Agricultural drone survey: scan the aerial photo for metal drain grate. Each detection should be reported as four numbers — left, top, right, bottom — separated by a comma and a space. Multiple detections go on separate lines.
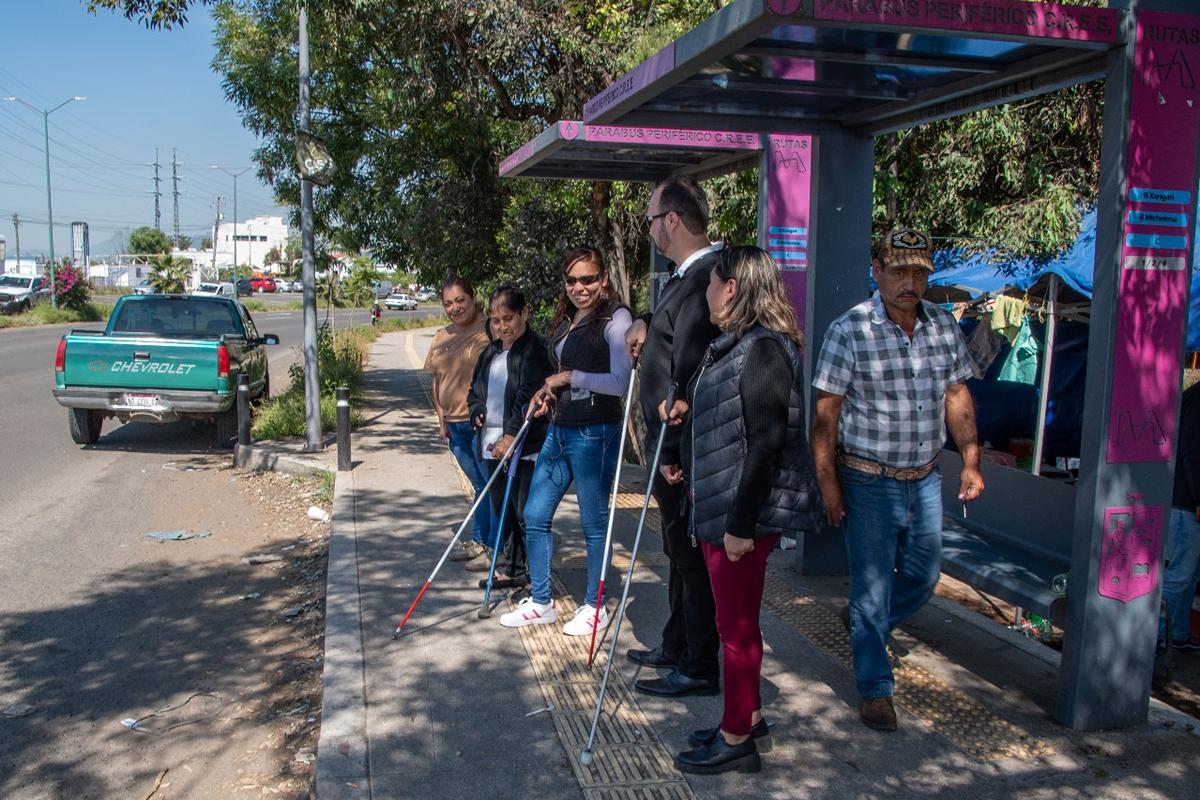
511, 579, 695, 798
762, 574, 1054, 761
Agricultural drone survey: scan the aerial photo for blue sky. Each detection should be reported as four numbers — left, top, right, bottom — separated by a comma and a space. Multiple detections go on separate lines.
0, 1, 285, 257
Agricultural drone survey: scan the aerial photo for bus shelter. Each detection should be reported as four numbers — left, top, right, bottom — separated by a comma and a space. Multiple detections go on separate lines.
505, 0, 1200, 730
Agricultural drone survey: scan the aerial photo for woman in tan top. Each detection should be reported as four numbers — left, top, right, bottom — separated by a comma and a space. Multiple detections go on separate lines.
423, 276, 495, 564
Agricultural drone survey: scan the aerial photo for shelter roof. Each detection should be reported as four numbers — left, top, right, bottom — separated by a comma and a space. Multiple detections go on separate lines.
499, 120, 764, 182
583, 0, 1122, 136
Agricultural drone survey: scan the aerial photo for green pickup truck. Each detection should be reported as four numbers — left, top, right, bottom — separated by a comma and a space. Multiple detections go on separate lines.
53, 294, 278, 446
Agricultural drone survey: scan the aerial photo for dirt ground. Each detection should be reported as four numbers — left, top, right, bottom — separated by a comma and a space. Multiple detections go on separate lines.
214, 467, 331, 800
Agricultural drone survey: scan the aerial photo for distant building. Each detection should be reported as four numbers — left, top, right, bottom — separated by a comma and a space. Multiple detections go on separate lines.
212, 215, 289, 270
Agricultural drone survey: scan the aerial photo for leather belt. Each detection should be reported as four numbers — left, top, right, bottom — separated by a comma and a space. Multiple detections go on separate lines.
837, 450, 937, 481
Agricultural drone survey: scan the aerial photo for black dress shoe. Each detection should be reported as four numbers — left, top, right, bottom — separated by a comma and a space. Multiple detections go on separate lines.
674, 736, 761, 775
626, 646, 680, 669
635, 670, 719, 698
688, 718, 771, 752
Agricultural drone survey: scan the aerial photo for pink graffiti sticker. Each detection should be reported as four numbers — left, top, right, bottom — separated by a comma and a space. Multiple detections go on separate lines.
1097, 504, 1162, 604
559, 121, 580, 140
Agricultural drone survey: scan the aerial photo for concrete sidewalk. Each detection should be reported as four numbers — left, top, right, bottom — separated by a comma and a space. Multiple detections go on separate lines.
316, 328, 1200, 800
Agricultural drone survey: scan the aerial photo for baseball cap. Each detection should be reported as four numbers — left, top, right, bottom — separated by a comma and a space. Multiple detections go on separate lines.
878, 228, 935, 271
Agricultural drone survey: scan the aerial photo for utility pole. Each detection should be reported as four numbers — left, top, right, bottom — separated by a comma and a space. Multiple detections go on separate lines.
211, 195, 222, 279
151, 148, 161, 231
299, 4, 321, 452
171, 149, 181, 245
11, 213, 20, 271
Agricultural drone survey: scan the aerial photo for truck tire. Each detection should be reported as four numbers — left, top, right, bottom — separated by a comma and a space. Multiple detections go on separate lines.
214, 407, 238, 448
68, 408, 102, 445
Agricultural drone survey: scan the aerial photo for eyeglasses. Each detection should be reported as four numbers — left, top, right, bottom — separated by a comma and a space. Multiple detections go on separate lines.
645, 210, 673, 225
564, 273, 602, 287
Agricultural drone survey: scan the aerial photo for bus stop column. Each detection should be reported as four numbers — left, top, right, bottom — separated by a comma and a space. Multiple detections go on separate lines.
1058, 3, 1200, 730
759, 124, 873, 575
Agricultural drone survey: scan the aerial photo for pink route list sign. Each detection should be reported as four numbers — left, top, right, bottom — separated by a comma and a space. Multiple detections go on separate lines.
1107, 12, 1200, 464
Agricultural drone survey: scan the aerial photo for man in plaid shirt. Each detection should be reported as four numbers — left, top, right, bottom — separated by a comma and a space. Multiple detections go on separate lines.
812, 228, 984, 732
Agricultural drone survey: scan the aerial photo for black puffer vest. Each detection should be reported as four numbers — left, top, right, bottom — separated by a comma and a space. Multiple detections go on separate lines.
548, 302, 629, 427
689, 327, 821, 543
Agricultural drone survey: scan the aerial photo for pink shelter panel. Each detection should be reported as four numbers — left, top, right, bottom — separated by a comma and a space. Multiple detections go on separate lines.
1107, 12, 1200, 463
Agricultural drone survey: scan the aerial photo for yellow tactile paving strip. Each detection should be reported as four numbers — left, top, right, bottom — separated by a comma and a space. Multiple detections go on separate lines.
761, 574, 1055, 761
509, 579, 696, 799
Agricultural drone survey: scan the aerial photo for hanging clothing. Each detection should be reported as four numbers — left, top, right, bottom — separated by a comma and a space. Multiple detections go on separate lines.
989, 295, 1027, 345
998, 318, 1041, 385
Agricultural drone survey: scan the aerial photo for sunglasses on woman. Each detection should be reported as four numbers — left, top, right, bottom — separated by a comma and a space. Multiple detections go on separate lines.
564, 273, 602, 287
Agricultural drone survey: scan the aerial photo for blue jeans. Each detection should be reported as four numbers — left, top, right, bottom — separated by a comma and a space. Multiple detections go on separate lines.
1160, 507, 1200, 644
842, 466, 943, 700
446, 420, 497, 547
523, 422, 621, 606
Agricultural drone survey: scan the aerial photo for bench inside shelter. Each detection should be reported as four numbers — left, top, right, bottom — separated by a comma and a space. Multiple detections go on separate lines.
936, 451, 1071, 627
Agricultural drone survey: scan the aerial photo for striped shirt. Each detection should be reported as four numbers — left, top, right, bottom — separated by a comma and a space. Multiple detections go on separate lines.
813, 292, 974, 468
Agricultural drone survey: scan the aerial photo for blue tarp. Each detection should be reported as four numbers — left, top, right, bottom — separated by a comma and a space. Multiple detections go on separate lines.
929, 208, 1096, 299
929, 207, 1200, 350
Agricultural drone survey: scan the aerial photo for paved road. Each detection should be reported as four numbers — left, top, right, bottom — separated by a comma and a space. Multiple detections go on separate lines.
0, 305, 437, 797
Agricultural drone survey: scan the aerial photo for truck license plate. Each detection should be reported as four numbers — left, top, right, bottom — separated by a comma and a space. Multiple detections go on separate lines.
123, 393, 161, 408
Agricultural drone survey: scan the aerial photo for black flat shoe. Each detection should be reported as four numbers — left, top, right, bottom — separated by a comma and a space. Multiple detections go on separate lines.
478, 574, 528, 590
688, 719, 771, 752
626, 646, 680, 669
674, 736, 761, 775
634, 669, 719, 698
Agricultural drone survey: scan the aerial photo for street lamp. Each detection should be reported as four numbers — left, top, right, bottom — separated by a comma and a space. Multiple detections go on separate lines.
210, 165, 251, 282
4, 95, 86, 308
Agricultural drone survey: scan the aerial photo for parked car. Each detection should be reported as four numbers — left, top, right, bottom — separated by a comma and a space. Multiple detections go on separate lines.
235, 278, 253, 297
53, 294, 278, 447
372, 280, 393, 298
249, 276, 277, 293
275, 278, 296, 292
131, 278, 154, 296
192, 281, 237, 300
414, 288, 436, 302
0, 274, 52, 313
384, 292, 418, 311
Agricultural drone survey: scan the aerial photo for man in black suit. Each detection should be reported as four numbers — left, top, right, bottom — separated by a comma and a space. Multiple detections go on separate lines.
624, 175, 723, 697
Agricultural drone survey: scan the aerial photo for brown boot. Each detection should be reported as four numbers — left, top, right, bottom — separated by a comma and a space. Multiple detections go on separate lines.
860, 697, 897, 731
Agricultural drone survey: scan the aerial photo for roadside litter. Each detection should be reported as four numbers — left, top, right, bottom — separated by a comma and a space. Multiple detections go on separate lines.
307, 506, 331, 522
120, 693, 224, 734
243, 554, 284, 564
2, 703, 36, 718
145, 530, 211, 542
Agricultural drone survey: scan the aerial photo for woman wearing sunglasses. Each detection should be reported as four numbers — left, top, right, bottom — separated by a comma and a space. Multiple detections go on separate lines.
500, 247, 634, 635
660, 245, 821, 774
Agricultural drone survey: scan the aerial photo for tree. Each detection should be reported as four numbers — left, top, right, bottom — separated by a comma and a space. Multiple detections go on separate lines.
128, 226, 173, 255
201, 237, 213, 250
173, 234, 193, 250
149, 256, 191, 293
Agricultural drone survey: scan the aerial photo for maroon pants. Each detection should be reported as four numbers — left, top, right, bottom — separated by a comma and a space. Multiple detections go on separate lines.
701, 533, 779, 736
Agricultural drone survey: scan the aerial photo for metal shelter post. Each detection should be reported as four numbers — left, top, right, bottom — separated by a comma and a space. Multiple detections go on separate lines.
1056, 2, 1200, 729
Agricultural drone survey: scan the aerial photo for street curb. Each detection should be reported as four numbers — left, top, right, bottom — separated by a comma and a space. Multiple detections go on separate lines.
234, 442, 334, 477
315, 469, 372, 799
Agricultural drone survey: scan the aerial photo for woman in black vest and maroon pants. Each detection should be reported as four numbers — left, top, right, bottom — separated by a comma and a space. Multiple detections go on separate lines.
662, 245, 821, 774
499, 247, 633, 636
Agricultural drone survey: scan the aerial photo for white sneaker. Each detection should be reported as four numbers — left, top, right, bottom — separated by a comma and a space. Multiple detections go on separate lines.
500, 597, 557, 628
562, 604, 610, 637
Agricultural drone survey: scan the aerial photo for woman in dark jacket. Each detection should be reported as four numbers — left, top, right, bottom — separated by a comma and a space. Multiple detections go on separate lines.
467, 286, 553, 587
661, 245, 821, 775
